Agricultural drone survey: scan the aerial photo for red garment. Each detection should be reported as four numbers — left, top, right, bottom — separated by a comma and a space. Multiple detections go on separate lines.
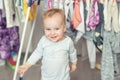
72, 0, 82, 29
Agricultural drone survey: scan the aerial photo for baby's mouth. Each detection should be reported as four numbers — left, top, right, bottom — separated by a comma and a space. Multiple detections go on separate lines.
51, 36, 57, 39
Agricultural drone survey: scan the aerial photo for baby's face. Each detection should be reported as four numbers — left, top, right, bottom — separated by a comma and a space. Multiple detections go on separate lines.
43, 13, 66, 42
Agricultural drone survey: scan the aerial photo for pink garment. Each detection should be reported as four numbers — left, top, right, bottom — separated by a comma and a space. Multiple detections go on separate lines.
72, 0, 82, 29
116, 0, 120, 2
47, 0, 53, 9
87, 0, 99, 30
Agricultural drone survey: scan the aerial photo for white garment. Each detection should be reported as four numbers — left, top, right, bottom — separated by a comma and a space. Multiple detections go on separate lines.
86, 39, 96, 69
103, 0, 108, 31
75, 0, 85, 42
59, 0, 64, 10
0, 0, 4, 10
53, 0, 59, 8
64, 0, 73, 19
4, 0, 15, 27
104, 0, 120, 32
85, 0, 91, 31
27, 36, 77, 80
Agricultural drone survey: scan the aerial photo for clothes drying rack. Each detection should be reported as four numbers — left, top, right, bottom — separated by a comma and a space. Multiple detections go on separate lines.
13, 0, 41, 80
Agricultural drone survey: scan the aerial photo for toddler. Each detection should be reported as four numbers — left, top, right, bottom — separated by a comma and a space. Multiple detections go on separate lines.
18, 8, 77, 80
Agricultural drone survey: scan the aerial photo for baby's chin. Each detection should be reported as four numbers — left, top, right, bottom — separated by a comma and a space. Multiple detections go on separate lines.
50, 39, 59, 42
49, 38, 62, 42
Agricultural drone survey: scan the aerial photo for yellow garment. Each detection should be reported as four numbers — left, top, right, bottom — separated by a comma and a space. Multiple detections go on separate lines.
23, 0, 37, 21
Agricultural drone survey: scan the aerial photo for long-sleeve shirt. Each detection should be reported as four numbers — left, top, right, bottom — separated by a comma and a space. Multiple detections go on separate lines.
27, 35, 77, 80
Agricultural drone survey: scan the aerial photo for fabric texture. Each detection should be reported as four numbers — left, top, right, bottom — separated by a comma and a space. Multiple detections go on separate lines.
87, 0, 99, 30
53, 0, 59, 8
27, 36, 77, 80
104, 0, 120, 32
0, 9, 20, 60
86, 39, 96, 69
47, 0, 53, 9
72, 0, 82, 29
4, 0, 15, 27
75, 0, 85, 42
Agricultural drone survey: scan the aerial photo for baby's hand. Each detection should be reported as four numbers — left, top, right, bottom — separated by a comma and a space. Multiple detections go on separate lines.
17, 62, 31, 75
70, 63, 77, 72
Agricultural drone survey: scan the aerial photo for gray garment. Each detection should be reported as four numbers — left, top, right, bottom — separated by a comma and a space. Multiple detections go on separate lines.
83, 1, 97, 69
83, 2, 120, 80
27, 35, 77, 80
101, 29, 120, 80
86, 39, 96, 69
100, 2, 120, 79
101, 36, 114, 80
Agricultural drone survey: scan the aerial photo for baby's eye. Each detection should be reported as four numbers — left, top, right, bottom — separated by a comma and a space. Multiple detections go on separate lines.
55, 28, 60, 30
46, 28, 51, 30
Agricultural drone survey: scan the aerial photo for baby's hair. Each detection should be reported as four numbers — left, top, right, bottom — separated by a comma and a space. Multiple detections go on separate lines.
43, 8, 66, 25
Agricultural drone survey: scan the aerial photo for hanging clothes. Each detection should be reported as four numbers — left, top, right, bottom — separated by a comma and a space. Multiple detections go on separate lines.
65, 0, 78, 41
43, 0, 54, 11
15, 0, 25, 22
0, 0, 6, 29
83, 1, 98, 69
85, 0, 91, 31
47, 0, 53, 9
4, 0, 15, 28
53, 0, 59, 8
64, 0, 73, 19
0, 0, 4, 10
86, 39, 96, 69
93, 2, 104, 53
74, 0, 85, 42
83, 0, 104, 69
118, 2, 120, 27
59, 0, 64, 10
0, 0, 20, 60
72, 0, 82, 29
101, 30, 120, 80
104, 0, 120, 32
87, 0, 100, 31
23, 0, 37, 21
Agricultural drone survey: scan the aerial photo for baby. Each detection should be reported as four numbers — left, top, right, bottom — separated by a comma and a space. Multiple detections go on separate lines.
18, 8, 77, 80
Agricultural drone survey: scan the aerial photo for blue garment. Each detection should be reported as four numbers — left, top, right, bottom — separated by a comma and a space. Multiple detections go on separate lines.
27, 35, 77, 80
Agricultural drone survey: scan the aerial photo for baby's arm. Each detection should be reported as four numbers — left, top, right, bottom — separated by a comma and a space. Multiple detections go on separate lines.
68, 38, 77, 72
17, 36, 45, 75
18, 62, 31, 75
